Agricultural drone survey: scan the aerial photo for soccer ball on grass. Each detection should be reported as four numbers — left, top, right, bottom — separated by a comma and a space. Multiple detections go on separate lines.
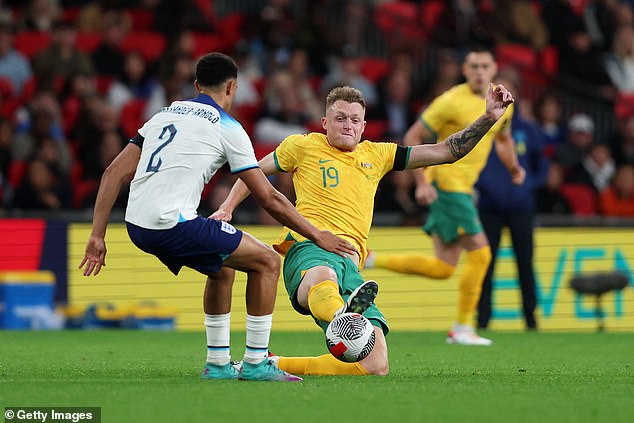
325, 312, 375, 362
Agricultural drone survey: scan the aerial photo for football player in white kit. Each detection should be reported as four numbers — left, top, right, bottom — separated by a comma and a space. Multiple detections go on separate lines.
79, 53, 356, 382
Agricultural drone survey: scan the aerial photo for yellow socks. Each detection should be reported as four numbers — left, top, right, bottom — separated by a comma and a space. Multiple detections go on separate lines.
456, 246, 492, 325
307, 280, 344, 323
278, 355, 368, 376
374, 254, 455, 279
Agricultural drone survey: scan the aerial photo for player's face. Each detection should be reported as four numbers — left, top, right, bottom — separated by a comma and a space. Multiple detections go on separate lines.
463, 52, 497, 95
323, 100, 366, 151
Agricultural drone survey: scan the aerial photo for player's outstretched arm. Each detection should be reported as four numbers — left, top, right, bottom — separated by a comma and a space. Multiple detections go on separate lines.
79, 143, 140, 276
405, 83, 514, 169
236, 167, 357, 257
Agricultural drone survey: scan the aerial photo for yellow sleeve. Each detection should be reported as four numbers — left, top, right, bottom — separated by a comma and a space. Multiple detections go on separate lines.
273, 134, 303, 172
420, 94, 451, 138
373, 141, 399, 175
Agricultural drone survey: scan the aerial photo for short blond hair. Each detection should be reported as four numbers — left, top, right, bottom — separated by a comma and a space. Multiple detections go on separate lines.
325, 86, 366, 111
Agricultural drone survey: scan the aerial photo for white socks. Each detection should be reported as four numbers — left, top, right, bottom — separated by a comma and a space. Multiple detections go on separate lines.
244, 314, 272, 364
204, 313, 274, 365
204, 313, 231, 366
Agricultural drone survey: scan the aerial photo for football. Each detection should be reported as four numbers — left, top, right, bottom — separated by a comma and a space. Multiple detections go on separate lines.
325, 312, 376, 362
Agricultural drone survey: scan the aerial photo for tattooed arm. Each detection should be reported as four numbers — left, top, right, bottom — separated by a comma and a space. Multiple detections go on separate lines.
405, 83, 514, 169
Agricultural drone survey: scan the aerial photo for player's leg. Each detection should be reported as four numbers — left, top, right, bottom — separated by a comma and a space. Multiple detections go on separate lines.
277, 326, 388, 376
477, 210, 504, 329
223, 232, 301, 381
296, 265, 378, 323
366, 188, 459, 278
508, 212, 538, 330
447, 232, 492, 346
201, 266, 240, 380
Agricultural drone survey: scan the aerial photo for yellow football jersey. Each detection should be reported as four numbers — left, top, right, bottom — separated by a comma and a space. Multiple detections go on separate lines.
422, 83, 513, 193
272, 132, 399, 266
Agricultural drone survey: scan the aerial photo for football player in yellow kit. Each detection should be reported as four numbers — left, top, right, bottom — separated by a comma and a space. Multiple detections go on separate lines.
367, 48, 526, 346
213, 81, 515, 375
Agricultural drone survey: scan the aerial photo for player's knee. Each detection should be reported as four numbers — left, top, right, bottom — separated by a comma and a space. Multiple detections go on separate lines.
362, 352, 389, 376
261, 247, 281, 274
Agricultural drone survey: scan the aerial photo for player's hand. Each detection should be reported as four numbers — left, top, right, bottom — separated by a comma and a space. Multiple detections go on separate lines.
79, 235, 106, 276
485, 83, 514, 121
415, 183, 438, 206
510, 165, 526, 185
315, 230, 358, 258
210, 209, 232, 222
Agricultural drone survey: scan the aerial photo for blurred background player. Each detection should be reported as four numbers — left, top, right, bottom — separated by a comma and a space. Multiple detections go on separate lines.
78, 52, 355, 382
366, 48, 525, 346
475, 69, 549, 331
213, 83, 515, 375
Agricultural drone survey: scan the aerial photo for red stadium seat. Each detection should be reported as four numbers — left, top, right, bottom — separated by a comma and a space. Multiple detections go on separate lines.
121, 31, 166, 62
120, 99, 147, 139
76, 31, 102, 53
561, 184, 598, 216
13, 31, 52, 59
8, 160, 28, 189
495, 44, 538, 70
360, 57, 391, 83
129, 8, 155, 30
540, 45, 559, 77
192, 33, 228, 58
374, 1, 426, 43
363, 120, 389, 141
419, 0, 446, 34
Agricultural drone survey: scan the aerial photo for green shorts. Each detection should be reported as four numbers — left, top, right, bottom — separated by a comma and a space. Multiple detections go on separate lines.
283, 240, 389, 335
422, 184, 483, 243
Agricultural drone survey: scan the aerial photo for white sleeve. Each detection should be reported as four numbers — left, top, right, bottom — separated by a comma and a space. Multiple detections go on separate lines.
221, 118, 259, 173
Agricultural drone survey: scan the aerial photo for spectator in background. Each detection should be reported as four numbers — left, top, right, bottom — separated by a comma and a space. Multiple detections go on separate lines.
153, 0, 213, 39
603, 25, 634, 94
286, 48, 322, 122
0, 18, 33, 96
82, 130, 128, 209
423, 48, 462, 106
107, 51, 158, 112
557, 19, 614, 99
600, 164, 634, 216
91, 11, 128, 77
489, 0, 549, 51
19, 0, 61, 32
12, 95, 72, 174
554, 113, 596, 172
433, 0, 493, 50
11, 158, 71, 210
254, 69, 311, 145
476, 69, 548, 331
31, 20, 94, 91
320, 44, 378, 110
608, 112, 634, 166
374, 68, 419, 220
0, 116, 13, 203
565, 142, 616, 193
77, 0, 132, 33
533, 92, 566, 157
144, 52, 196, 120
583, 0, 620, 53
535, 162, 573, 215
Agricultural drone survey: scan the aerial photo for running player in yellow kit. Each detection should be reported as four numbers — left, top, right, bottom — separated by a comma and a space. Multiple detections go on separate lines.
367, 48, 526, 346
214, 82, 515, 375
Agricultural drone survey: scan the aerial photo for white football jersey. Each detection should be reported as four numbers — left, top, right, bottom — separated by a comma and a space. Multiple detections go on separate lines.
125, 94, 258, 229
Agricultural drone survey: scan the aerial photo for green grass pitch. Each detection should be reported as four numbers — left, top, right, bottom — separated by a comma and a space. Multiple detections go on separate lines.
1, 330, 633, 423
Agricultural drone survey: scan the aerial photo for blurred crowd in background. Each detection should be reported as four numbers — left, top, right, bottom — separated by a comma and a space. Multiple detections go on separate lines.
0, 0, 634, 223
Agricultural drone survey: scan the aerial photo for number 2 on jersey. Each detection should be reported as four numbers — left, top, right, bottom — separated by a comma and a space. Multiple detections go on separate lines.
146, 124, 177, 172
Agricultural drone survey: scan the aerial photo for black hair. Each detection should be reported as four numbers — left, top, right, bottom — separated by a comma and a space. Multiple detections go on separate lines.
195, 52, 238, 88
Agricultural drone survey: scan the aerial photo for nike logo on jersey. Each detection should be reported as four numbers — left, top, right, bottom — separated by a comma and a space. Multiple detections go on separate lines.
318, 159, 333, 164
